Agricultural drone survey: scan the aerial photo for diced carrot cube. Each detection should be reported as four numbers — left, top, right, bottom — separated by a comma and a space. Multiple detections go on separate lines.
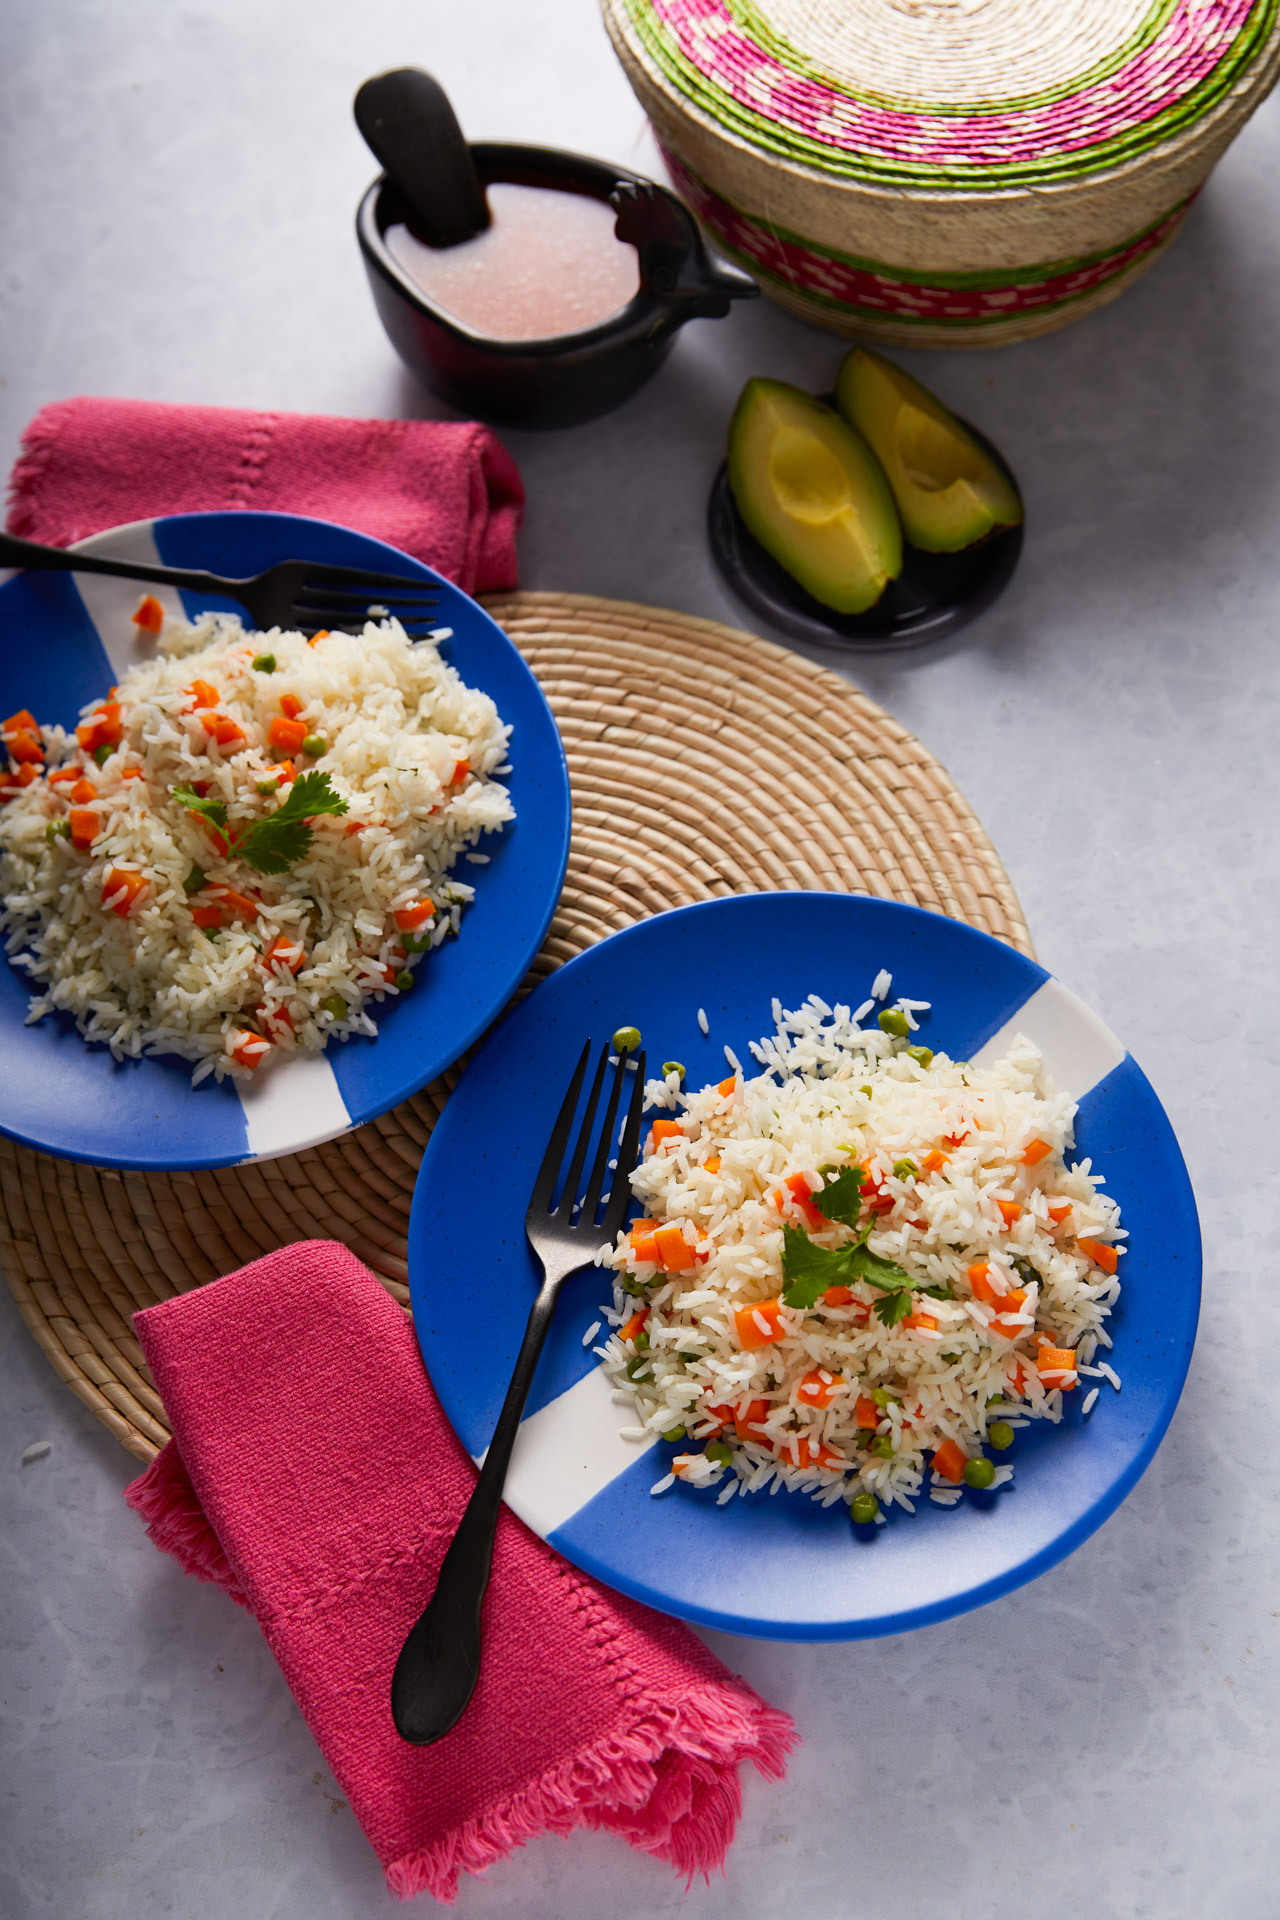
823, 1285, 854, 1307
967, 1261, 998, 1303
997, 1200, 1022, 1227
704, 1154, 721, 1175
1037, 1346, 1078, 1379
265, 935, 306, 974
228, 1028, 271, 1070
629, 1218, 661, 1241
932, 1438, 968, 1484
450, 759, 471, 785
268, 715, 307, 755
1047, 1201, 1072, 1225
48, 766, 81, 786
619, 1307, 648, 1344
655, 1225, 696, 1272
215, 886, 259, 920
646, 1119, 683, 1155
734, 1297, 784, 1349
68, 807, 99, 848
393, 900, 434, 932
734, 1398, 772, 1444
102, 867, 148, 916
70, 778, 96, 804
279, 693, 304, 720
185, 679, 219, 710
1008, 1360, 1028, 1395
190, 904, 223, 929
788, 1434, 844, 1471
717, 1075, 736, 1097
703, 1403, 736, 1437
855, 1395, 880, 1429
1078, 1238, 1119, 1274
1022, 1138, 1052, 1166
902, 1311, 938, 1332
796, 1367, 841, 1409
7, 730, 44, 764
990, 1288, 1029, 1338
132, 594, 165, 633
212, 715, 246, 749
921, 1148, 949, 1174
3, 710, 37, 735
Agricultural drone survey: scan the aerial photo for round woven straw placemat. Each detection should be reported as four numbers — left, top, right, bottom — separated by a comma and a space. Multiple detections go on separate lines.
0, 591, 1033, 1463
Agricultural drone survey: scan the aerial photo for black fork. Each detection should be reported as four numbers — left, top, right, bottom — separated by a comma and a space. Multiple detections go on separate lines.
0, 531, 444, 638
391, 1037, 647, 1746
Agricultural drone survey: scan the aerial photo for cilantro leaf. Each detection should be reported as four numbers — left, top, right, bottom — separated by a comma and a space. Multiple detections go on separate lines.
173, 786, 228, 831
847, 1244, 912, 1291
874, 1289, 912, 1329
810, 1164, 866, 1227
920, 1283, 954, 1301
780, 1224, 856, 1308
236, 770, 348, 874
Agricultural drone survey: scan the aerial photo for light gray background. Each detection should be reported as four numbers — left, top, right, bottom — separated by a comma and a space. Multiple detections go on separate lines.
2, 3, 1277, 1916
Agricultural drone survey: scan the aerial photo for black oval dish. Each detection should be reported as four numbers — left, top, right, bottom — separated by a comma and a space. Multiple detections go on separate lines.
357, 145, 757, 430
708, 415, 1023, 652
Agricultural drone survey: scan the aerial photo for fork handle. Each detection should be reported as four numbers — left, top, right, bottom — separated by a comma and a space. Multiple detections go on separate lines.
390, 1272, 564, 1745
0, 531, 237, 598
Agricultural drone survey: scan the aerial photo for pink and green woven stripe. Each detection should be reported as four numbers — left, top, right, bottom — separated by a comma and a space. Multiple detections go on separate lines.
664, 150, 1197, 329
625, 0, 1279, 187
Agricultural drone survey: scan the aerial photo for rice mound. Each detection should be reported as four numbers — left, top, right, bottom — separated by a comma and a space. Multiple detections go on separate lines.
0, 611, 513, 1081
599, 987, 1124, 1517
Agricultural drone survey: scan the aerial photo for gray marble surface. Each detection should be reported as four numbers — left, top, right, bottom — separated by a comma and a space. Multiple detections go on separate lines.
3, 3, 1278, 1915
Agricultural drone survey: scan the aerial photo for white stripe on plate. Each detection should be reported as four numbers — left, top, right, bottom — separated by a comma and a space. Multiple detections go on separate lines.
237, 1049, 352, 1162
71, 520, 188, 679
475, 1364, 658, 1538
971, 978, 1125, 1102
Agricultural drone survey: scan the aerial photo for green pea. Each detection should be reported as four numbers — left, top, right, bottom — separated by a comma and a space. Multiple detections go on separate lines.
850, 1492, 879, 1524
255, 774, 282, 795
964, 1456, 996, 1489
612, 1025, 641, 1053
907, 1045, 933, 1069
300, 733, 326, 757
393, 969, 414, 992
869, 1388, 898, 1409
620, 1275, 647, 1298
869, 1434, 895, 1458
92, 743, 115, 766
705, 1440, 732, 1465
661, 1060, 685, 1081
987, 1421, 1015, 1451
401, 930, 432, 953
632, 1328, 650, 1352
251, 653, 276, 673
661, 1426, 685, 1443
892, 1158, 918, 1180
322, 993, 348, 1020
878, 1008, 909, 1038
625, 1356, 651, 1381
45, 818, 70, 845
939, 1351, 960, 1364
182, 863, 206, 895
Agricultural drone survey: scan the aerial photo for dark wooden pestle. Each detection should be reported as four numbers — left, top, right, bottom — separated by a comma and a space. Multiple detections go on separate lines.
354, 68, 490, 249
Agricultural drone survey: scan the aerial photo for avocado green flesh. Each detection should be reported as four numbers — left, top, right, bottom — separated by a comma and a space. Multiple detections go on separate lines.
728, 379, 903, 613
836, 348, 1023, 554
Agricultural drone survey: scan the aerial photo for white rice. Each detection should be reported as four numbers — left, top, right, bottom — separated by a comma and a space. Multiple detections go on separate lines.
599, 988, 1123, 1516
0, 610, 513, 1081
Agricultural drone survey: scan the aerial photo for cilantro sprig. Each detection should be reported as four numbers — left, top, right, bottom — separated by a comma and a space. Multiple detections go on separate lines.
808, 1163, 866, 1227
173, 770, 348, 875
779, 1223, 914, 1324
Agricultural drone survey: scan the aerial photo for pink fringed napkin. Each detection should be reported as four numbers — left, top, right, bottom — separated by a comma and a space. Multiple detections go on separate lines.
7, 398, 524, 595
125, 1242, 794, 1903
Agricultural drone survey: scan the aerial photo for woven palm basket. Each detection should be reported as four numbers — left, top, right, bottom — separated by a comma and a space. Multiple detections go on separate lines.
0, 594, 1034, 1463
602, 0, 1280, 346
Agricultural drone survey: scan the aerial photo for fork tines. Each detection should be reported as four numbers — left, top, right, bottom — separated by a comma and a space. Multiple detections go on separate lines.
529, 1040, 647, 1240
290, 563, 443, 637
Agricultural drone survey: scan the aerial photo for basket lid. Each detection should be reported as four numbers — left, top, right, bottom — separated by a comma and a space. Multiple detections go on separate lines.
611, 0, 1280, 187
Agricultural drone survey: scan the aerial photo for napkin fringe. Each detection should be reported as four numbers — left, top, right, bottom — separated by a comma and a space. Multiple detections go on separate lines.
125, 1440, 251, 1610
384, 1681, 796, 1903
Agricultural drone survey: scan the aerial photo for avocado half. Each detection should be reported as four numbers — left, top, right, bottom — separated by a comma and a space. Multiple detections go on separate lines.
835, 348, 1023, 554
727, 378, 903, 613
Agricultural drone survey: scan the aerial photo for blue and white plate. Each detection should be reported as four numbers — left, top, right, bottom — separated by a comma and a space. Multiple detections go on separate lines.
0, 512, 570, 1170
409, 893, 1200, 1642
